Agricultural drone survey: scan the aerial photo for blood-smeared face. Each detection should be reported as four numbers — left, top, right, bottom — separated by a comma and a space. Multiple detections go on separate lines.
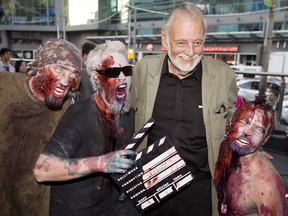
32, 64, 78, 109
95, 53, 131, 115
226, 107, 267, 156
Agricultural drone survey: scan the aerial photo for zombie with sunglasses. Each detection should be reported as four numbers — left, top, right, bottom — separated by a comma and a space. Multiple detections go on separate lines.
0, 38, 81, 216
34, 40, 138, 216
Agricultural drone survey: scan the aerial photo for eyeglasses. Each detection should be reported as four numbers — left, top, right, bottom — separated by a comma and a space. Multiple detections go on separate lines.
95, 65, 133, 78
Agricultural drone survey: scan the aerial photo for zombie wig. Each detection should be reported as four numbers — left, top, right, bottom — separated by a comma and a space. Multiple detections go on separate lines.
34, 38, 81, 73
85, 40, 127, 91
214, 93, 275, 214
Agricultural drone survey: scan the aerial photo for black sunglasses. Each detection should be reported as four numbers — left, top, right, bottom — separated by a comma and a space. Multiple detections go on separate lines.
96, 65, 133, 78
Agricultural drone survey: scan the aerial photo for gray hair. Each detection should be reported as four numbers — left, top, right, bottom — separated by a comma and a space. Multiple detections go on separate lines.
86, 40, 127, 91
162, 2, 207, 36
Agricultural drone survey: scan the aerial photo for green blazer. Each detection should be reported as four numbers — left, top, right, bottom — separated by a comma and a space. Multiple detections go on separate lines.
130, 53, 237, 215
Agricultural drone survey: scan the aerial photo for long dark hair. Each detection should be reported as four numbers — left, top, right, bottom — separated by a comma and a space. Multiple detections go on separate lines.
14, 60, 26, 73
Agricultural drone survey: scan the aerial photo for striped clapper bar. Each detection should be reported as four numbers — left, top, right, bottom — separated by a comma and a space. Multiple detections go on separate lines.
124, 117, 155, 155
112, 119, 194, 213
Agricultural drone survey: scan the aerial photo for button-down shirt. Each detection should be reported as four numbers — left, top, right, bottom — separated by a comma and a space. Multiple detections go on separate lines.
148, 56, 209, 174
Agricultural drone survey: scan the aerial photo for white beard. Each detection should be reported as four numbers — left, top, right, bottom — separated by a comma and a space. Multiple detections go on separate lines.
100, 90, 131, 115
168, 51, 202, 75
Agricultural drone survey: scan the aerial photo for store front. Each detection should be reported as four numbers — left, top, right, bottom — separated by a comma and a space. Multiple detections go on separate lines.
203, 46, 259, 67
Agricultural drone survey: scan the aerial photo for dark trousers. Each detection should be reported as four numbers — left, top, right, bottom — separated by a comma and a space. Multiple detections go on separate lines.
49, 195, 140, 216
143, 179, 212, 216
111, 195, 141, 216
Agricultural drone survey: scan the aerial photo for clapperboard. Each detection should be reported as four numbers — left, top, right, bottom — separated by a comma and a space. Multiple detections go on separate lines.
112, 118, 194, 213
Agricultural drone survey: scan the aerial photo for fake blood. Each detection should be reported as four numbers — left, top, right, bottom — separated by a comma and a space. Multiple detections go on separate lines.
100, 55, 114, 70
32, 69, 58, 96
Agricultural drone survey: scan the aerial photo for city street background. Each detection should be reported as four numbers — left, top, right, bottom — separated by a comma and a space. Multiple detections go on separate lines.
263, 125, 288, 207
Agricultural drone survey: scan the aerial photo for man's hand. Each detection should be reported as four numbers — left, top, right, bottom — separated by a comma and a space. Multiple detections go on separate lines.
91, 150, 137, 173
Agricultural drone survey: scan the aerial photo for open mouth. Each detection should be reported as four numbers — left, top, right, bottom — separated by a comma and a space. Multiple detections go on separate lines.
180, 56, 193, 61
116, 84, 127, 100
236, 138, 250, 146
53, 86, 66, 98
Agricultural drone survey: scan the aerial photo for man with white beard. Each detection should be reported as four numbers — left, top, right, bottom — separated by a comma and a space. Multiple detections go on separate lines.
131, 2, 238, 216
34, 40, 138, 216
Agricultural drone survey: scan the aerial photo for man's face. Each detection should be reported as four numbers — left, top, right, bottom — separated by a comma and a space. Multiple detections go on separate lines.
2, 51, 12, 62
32, 63, 78, 109
227, 107, 267, 156
96, 53, 131, 114
162, 13, 205, 75
267, 91, 278, 104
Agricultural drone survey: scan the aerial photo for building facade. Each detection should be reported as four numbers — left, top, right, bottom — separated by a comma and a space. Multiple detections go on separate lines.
0, 0, 288, 66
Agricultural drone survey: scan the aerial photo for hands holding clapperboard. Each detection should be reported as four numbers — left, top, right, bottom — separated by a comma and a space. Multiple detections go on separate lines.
111, 118, 194, 213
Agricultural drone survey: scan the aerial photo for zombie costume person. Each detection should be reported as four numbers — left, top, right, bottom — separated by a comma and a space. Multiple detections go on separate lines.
214, 94, 286, 215
0, 38, 81, 216
34, 41, 138, 216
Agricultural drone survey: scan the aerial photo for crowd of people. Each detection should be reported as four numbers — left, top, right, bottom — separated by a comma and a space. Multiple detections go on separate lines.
0, 2, 286, 216
0, 47, 30, 75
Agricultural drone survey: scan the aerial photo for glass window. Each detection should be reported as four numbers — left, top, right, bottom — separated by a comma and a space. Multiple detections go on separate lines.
239, 82, 252, 89
251, 81, 259, 90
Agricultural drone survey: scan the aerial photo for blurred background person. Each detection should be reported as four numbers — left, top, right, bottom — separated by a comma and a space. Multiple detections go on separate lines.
68, 42, 96, 103
267, 88, 279, 111
14, 60, 28, 74
267, 88, 280, 124
0, 48, 15, 73
79, 42, 97, 101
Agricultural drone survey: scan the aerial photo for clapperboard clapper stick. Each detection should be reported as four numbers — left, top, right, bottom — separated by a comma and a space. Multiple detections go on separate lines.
125, 117, 155, 151
111, 117, 194, 213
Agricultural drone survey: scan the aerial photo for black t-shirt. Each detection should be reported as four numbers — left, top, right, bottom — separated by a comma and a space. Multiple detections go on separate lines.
43, 96, 134, 215
79, 69, 95, 101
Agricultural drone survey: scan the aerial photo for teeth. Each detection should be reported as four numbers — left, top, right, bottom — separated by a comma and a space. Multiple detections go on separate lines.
56, 88, 64, 93
238, 138, 249, 144
54, 87, 65, 97
118, 84, 125, 88
181, 56, 192, 61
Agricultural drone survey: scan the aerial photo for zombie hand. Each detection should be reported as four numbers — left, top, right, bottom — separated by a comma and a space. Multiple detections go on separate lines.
98, 150, 136, 173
